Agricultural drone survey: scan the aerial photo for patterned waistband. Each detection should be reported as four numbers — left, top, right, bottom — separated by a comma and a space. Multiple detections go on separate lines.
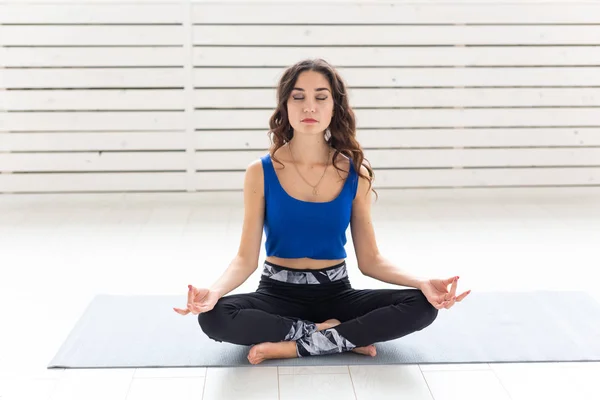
261, 261, 348, 285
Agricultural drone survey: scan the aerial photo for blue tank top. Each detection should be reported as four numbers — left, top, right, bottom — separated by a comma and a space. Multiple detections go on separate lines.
261, 153, 359, 260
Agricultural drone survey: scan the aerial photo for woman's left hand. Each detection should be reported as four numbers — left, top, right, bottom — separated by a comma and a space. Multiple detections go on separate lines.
420, 276, 471, 310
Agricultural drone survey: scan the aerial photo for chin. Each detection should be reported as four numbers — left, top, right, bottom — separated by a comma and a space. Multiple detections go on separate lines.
293, 126, 323, 135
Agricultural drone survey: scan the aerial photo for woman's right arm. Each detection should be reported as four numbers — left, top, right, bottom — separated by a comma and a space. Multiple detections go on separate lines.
208, 159, 265, 298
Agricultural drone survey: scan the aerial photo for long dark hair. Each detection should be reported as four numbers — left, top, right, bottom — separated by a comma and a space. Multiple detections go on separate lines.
267, 58, 377, 200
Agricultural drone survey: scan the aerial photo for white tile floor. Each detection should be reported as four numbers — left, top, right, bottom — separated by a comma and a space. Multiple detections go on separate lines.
1, 189, 599, 400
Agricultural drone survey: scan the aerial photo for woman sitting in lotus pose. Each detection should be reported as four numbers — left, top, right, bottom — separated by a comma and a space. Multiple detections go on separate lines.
174, 58, 470, 365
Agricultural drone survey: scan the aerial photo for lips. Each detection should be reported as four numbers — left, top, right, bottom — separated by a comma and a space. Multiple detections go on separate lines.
302, 118, 318, 123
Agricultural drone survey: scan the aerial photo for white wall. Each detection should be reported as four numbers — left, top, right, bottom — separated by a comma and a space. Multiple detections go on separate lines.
1, 1, 599, 194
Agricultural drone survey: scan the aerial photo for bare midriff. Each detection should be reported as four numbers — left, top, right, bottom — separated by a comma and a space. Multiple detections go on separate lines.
265, 256, 345, 270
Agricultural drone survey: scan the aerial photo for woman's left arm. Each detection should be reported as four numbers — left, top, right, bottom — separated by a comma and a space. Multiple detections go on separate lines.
351, 165, 471, 309
350, 165, 427, 290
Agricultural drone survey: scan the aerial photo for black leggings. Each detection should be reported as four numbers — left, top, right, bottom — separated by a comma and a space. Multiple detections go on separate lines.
198, 260, 438, 357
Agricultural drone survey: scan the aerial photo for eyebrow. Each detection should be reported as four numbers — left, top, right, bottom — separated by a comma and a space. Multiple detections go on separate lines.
292, 87, 331, 93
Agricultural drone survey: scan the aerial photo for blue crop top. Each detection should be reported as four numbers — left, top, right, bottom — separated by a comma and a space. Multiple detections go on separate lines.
260, 153, 359, 260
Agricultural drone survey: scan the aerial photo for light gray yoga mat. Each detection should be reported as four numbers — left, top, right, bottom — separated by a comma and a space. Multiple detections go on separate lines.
48, 291, 600, 368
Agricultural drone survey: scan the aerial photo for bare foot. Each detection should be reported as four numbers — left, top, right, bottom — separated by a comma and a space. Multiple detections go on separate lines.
247, 341, 297, 365
352, 344, 377, 357
315, 319, 377, 357
316, 319, 341, 331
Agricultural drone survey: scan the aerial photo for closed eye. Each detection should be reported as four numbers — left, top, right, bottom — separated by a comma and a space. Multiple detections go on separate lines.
292, 97, 328, 101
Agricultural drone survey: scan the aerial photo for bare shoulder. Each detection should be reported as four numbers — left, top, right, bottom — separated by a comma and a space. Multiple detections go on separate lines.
355, 163, 372, 200
243, 158, 265, 196
236, 158, 266, 267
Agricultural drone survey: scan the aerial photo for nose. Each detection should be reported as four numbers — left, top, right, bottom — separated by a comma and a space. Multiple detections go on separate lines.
303, 104, 316, 113
303, 98, 317, 113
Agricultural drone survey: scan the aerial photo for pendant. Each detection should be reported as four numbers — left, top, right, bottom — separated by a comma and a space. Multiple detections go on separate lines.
312, 188, 319, 195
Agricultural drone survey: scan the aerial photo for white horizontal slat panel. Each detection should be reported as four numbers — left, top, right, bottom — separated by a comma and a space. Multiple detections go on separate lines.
192, 109, 600, 129
2, 26, 184, 46
0, 173, 187, 193
371, 148, 600, 168
193, 148, 600, 170
192, 47, 600, 67
191, 88, 600, 108
193, 128, 600, 150
193, 25, 600, 46
0, 153, 187, 172
1, 69, 185, 89
4, 168, 596, 192
191, 4, 600, 24
375, 168, 600, 188
8, 87, 562, 113
0, 0, 584, 3
193, 67, 600, 88
5, 90, 186, 110
2, 165, 599, 193
373, 168, 600, 188
0, 4, 183, 23
0, 132, 186, 151
4, 129, 598, 153
1, 112, 185, 131
2, 0, 180, 3
189, 168, 600, 190
1, 48, 185, 67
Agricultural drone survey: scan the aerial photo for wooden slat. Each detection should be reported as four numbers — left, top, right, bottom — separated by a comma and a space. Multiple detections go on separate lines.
0, 153, 187, 172
3, 0, 180, 3
193, 25, 600, 45
5, 88, 597, 110
191, 88, 600, 108
371, 148, 600, 168
192, 149, 600, 171
2, 26, 183, 46
373, 168, 600, 188
1, 48, 185, 67
1, 112, 185, 131
191, 4, 600, 24
2, 168, 598, 193
193, 128, 600, 150
0, 173, 187, 193
191, 109, 600, 129
0, 4, 183, 23
0, 132, 187, 151
4, 90, 186, 110
377, 168, 600, 187
192, 47, 600, 67
1, 69, 185, 89
3, 128, 599, 152
186, 168, 600, 190
193, 67, 600, 88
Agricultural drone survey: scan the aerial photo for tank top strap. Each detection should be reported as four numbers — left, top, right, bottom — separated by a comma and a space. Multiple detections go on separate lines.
348, 158, 359, 199
260, 153, 277, 197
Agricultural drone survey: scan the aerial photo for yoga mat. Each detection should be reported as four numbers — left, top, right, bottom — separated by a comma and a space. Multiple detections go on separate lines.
48, 291, 600, 368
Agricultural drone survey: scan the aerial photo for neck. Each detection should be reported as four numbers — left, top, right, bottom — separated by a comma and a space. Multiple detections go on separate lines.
287, 132, 331, 165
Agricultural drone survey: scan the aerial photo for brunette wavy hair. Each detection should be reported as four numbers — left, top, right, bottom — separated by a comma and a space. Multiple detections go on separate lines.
267, 58, 377, 200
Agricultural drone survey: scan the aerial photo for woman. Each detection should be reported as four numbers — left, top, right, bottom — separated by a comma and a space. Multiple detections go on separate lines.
174, 59, 470, 365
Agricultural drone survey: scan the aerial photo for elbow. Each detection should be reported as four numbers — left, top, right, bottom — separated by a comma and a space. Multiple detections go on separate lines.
357, 254, 381, 277
359, 268, 372, 278
357, 262, 374, 277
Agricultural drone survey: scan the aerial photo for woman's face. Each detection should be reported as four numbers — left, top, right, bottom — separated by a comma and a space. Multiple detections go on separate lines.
286, 70, 334, 137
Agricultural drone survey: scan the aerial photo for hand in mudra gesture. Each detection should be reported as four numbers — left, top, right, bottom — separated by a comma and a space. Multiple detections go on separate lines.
173, 285, 220, 315
421, 276, 471, 310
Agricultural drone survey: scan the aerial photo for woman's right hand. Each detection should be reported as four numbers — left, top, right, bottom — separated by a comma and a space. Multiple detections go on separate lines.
173, 285, 220, 315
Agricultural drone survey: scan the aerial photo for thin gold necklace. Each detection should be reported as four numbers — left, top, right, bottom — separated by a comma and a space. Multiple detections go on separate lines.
288, 142, 332, 196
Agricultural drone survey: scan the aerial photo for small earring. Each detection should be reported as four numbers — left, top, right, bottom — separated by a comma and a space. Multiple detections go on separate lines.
324, 128, 332, 141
